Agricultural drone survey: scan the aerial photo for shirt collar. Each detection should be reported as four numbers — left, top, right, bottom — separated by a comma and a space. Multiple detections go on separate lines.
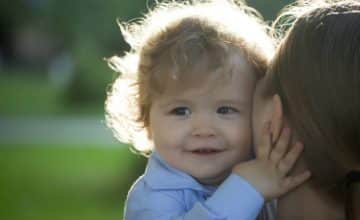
143, 151, 215, 194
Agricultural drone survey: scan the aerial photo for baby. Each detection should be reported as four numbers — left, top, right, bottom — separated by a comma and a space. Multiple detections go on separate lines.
105, 0, 310, 219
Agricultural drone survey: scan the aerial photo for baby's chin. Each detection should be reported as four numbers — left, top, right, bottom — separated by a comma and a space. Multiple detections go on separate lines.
195, 170, 231, 186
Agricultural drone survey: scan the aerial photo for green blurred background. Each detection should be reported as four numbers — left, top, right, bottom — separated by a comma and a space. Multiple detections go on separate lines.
0, 0, 293, 219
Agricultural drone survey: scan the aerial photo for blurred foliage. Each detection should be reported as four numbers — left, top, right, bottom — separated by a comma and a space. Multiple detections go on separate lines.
0, 73, 63, 115
44, 0, 151, 108
0, 73, 101, 115
0, 144, 147, 220
0, 0, 155, 113
64, 40, 113, 106
0, 1, 295, 220
0, 0, 294, 115
248, 0, 294, 21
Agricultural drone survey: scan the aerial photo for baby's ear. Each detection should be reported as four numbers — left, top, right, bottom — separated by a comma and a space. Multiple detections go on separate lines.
271, 94, 284, 143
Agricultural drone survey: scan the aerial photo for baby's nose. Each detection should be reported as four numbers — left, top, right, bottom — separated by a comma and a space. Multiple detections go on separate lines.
191, 114, 216, 137
192, 127, 216, 137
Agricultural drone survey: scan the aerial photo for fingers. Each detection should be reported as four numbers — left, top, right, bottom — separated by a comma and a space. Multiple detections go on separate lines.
256, 121, 272, 158
281, 170, 311, 191
277, 142, 304, 175
274, 137, 310, 196
269, 127, 291, 163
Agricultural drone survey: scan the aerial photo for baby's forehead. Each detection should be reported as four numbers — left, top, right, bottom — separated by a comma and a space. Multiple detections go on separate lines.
153, 49, 256, 89
153, 77, 255, 113
156, 59, 257, 99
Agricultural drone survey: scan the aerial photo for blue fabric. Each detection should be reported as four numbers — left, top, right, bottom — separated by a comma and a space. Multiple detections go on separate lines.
124, 152, 265, 220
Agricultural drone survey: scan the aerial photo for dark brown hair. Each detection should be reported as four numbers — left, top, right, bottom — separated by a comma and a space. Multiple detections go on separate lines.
268, 0, 360, 214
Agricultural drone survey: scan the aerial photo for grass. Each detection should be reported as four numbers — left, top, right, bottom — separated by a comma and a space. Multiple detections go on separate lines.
0, 74, 62, 115
0, 73, 104, 116
0, 144, 147, 220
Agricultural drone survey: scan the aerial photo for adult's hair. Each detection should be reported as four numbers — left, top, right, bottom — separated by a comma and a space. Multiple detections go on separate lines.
268, 0, 360, 218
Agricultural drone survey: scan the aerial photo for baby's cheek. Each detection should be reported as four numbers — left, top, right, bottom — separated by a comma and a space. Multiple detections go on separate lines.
232, 132, 253, 159
232, 122, 252, 144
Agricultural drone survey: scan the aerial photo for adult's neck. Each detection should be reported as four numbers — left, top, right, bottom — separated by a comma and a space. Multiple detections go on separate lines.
277, 182, 345, 220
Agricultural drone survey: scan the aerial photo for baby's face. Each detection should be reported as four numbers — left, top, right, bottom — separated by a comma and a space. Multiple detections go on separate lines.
148, 54, 257, 185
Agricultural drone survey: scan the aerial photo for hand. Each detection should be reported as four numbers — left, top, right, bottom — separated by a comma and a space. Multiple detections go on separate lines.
232, 120, 311, 200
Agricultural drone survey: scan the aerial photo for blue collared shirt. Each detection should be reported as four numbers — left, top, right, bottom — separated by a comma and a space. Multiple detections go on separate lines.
124, 152, 265, 220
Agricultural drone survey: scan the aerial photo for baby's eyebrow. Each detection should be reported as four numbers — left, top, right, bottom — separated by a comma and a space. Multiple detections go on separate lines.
158, 99, 191, 108
216, 99, 250, 107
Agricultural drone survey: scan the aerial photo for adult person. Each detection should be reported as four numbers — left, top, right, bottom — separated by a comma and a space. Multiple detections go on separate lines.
252, 1, 360, 219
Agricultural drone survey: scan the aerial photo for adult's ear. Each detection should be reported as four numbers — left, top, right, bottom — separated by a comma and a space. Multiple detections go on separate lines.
270, 94, 284, 143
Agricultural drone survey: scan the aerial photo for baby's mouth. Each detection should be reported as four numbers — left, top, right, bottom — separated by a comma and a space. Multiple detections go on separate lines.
191, 148, 224, 155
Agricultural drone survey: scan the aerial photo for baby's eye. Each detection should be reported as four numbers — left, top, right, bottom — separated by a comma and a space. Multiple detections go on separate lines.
217, 106, 239, 115
169, 107, 191, 116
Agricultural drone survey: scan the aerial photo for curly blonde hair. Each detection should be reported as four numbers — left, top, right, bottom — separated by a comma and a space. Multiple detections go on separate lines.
105, 0, 275, 155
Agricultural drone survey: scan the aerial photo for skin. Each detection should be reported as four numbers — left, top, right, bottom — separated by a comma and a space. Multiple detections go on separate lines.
234, 78, 310, 199
148, 52, 310, 199
148, 53, 256, 186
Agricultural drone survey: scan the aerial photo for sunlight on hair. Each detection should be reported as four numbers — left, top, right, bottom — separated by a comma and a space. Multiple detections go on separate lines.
105, 0, 275, 154
272, 0, 352, 39
105, 75, 153, 153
